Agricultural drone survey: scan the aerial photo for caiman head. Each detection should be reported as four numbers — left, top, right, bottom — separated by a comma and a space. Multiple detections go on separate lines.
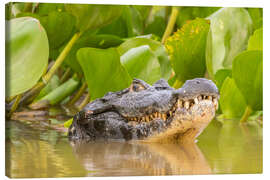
68, 78, 219, 143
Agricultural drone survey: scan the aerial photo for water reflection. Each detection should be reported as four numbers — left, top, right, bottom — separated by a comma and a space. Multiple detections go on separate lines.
5, 121, 87, 178
70, 141, 211, 176
6, 119, 262, 177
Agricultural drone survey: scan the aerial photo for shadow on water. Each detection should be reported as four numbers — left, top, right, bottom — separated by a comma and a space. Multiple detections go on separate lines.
5, 119, 262, 177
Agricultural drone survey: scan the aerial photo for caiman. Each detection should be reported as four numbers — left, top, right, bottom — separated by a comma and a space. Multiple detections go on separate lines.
68, 78, 219, 143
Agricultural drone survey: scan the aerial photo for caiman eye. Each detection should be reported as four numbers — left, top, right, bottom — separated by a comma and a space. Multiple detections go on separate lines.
130, 83, 145, 92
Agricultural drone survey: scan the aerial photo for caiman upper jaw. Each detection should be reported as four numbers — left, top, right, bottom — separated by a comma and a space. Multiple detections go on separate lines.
174, 78, 219, 100
81, 78, 219, 124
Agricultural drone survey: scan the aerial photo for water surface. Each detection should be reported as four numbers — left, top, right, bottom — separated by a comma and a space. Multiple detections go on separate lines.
5, 119, 262, 177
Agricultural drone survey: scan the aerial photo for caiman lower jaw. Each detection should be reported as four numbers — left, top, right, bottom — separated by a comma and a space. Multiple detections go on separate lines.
125, 94, 218, 125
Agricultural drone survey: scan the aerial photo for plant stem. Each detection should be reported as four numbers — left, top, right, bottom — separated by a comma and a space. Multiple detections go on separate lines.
161, 6, 179, 44
42, 31, 82, 84
68, 82, 88, 106
240, 106, 253, 123
173, 79, 183, 89
19, 31, 82, 106
78, 93, 90, 110
60, 67, 72, 83
8, 94, 22, 115
23, 3, 32, 12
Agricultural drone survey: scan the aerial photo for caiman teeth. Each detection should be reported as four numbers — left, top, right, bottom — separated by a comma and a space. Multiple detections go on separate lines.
126, 95, 218, 124
213, 98, 218, 110
145, 116, 150, 122
194, 97, 199, 104
162, 113, 167, 120
184, 101, 190, 109
177, 99, 183, 108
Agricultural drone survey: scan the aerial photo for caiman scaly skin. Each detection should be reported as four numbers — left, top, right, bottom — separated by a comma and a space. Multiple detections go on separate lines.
68, 78, 219, 143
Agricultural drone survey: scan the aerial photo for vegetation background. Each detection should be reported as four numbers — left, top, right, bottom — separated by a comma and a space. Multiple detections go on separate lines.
5, 3, 263, 129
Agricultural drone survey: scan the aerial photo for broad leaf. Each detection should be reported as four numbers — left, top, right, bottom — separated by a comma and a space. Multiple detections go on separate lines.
232, 50, 263, 111
6, 17, 49, 97
65, 4, 124, 32
36, 3, 65, 16
143, 6, 167, 38
206, 8, 253, 77
118, 37, 171, 79
165, 18, 210, 82
98, 5, 146, 38
120, 45, 161, 84
176, 6, 220, 28
248, 28, 263, 51
214, 69, 232, 90
64, 31, 124, 73
40, 11, 75, 49
219, 77, 246, 118
77, 48, 132, 100
247, 8, 263, 30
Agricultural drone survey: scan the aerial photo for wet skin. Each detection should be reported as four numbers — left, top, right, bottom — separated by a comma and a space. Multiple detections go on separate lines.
68, 78, 219, 143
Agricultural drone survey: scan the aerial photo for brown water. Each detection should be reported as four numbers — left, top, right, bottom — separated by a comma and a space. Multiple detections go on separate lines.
5, 119, 262, 178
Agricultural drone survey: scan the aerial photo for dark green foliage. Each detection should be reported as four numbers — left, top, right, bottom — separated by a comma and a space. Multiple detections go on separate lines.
6, 3, 263, 122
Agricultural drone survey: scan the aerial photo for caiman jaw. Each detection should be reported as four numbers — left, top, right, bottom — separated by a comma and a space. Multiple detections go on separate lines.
125, 94, 218, 124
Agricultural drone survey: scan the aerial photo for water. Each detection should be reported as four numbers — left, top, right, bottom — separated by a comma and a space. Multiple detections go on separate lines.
5, 119, 262, 177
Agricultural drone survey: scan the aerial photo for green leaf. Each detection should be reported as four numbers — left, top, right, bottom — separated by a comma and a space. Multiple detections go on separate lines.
206, 8, 253, 78
64, 31, 124, 73
65, 4, 124, 32
99, 6, 143, 37
165, 18, 210, 82
35, 75, 60, 101
214, 69, 232, 90
176, 6, 220, 28
40, 11, 75, 49
120, 45, 161, 84
118, 37, 171, 79
232, 50, 263, 111
248, 28, 263, 51
219, 77, 247, 118
77, 48, 132, 100
39, 78, 79, 105
144, 6, 167, 38
247, 8, 263, 30
5, 17, 49, 97
36, 3, 65, 16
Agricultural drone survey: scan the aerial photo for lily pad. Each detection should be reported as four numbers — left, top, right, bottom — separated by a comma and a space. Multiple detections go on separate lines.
219, 77, 247, 118
206, 8, 253, 78
165, 18, 210, 82
6, 17, 49, 97
232, 50, 263, 111
77, 47, 132, 100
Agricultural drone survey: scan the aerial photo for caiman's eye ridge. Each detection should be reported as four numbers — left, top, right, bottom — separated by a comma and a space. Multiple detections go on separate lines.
130, 83, 146, 92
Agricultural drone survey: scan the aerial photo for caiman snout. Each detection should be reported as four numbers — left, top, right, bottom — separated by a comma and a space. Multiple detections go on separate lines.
68, 78, 219, 142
